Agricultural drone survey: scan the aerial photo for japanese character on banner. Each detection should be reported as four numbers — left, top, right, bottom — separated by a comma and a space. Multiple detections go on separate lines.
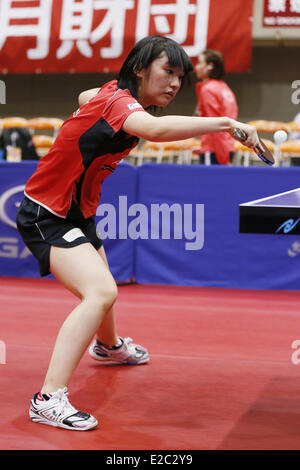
57, 0, 94, 59
135, 0, 210, 56
267, 0, 287, 12
57, 0, 134, 60
0, 0, 53, 60
290, 0, 300, 13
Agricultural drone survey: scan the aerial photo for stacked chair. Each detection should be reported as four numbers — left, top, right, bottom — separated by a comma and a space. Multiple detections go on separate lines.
235, 120, 300, 167
1, 116, 300, 165
128, 138, 201, 165
0, 116, 63, 159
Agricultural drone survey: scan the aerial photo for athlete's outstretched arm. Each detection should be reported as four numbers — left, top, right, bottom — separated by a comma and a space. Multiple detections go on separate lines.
122, 112, 260, 150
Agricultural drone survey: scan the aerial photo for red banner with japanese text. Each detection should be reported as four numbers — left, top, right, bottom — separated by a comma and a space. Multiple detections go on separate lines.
0, 0, 254, 74
263, 0, 300, 27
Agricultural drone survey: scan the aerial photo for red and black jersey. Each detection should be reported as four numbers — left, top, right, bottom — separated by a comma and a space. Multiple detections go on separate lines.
25, 80, 145, 219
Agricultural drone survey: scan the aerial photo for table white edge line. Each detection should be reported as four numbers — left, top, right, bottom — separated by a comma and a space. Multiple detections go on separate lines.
240, 187, 300, 206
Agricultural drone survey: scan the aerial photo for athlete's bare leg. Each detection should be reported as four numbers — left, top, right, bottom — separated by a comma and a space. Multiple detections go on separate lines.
41, 243, 118, 394
95, 245, 119, 347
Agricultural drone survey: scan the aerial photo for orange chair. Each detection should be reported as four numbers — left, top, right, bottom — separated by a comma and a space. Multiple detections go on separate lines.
278, 140, 300, 166
32, 135, 54, 157
247, 120, 290, 134
234, 138, 275, 166
126, 147, 145, 165
287, 121, 300, 133
128, 141, 174, 165
3, 116, 28, 128
162, 138, 201, 163
139, 138, 201, 164
286, 121, 300, 140
27, 117, 63, 137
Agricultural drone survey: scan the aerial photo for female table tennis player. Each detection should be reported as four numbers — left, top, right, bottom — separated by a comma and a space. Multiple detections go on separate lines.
17, 35, 260, 431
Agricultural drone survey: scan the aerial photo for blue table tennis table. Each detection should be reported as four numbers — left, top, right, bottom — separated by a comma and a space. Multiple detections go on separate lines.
239, 188, 300, 235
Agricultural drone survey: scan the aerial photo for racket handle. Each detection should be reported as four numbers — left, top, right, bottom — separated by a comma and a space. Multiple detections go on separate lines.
233, 126, 260, 156
233, 128, 248, 141
233, 127, 274, 166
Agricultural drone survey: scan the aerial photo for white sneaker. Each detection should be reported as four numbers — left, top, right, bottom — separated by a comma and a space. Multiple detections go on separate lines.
89, 337, 149, 365
29, 387, 98, 431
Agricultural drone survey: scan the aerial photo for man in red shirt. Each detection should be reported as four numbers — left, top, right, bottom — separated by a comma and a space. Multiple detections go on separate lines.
195, 49, 238, 165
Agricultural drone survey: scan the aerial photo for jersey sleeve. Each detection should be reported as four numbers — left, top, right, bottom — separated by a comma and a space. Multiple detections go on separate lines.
102, 91, 145, 133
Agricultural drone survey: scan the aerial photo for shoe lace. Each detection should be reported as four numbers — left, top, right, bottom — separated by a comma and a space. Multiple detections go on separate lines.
123, 337, 133, 346
56, 388, 77, 417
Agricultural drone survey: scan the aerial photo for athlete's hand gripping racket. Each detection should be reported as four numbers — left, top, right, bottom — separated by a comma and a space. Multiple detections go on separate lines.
233, 128, 275, 166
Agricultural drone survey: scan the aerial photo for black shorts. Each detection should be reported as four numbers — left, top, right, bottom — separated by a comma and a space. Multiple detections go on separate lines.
16, 197, 103, 277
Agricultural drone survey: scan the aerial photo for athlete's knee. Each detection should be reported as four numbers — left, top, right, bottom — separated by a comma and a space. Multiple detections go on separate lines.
83, 280, 117, 312
102, 281, 118, 310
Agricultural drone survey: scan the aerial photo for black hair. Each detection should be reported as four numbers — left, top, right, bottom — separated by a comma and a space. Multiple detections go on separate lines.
203, 50, 226, 80
118, 35, 193, 102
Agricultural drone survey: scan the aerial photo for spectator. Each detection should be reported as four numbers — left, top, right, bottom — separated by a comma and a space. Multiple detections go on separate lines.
195, 49, 238, 164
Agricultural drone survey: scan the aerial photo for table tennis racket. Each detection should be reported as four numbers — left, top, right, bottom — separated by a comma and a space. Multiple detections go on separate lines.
233, 128, 275, 166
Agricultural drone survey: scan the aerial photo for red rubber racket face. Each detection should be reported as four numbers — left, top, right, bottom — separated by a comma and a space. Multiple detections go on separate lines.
233, 128, 274, 166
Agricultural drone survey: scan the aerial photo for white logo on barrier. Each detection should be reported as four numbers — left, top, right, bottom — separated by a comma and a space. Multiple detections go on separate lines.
0, 237, 31, 259
0, 185, 32, 259
0, 185, 25, 229
96, 195, 204, 251
288, 240, 300, 257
